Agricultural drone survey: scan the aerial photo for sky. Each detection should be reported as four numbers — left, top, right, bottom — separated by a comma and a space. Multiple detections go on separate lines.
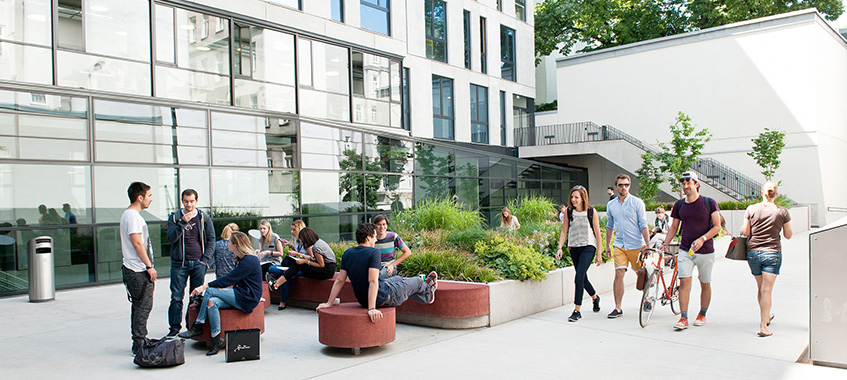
831, 0, 847, 29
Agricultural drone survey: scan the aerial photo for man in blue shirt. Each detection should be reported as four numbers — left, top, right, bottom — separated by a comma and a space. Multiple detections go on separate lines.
317, 223, 437, 323
605, 174, 650, 318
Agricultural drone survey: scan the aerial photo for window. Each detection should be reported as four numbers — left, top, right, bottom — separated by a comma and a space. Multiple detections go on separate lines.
480, 17, 487, 74
432, 75, 454, 140
463, 10, 471, 69
233, 25, 296, 112
402, 67, 410, 131
352, 52, 394, 126
202, 16, 210, 39
497, 0, 502, 12
515, 0, 527, 21
513, 94, 534, 138
425, 0, 447, 63
268, 0, 300, 9
500, 91, 506, 146
470, 84, 488, 144
298, 38, 350, 122
216, 17, 226, 32
361, 0, 390, 36
331, 0, 344, 22
500, 25, 516, 81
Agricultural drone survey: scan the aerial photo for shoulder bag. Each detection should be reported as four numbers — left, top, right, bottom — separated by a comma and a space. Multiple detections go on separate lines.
725, 236, 748, 261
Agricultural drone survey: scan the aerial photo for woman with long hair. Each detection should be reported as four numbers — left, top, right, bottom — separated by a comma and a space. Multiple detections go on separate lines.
212, 223, 239, 278
740, 181, 792, 337
268, 227, 337, 308
556, 185, 603, 322
267, 220, 308, 309
257, 221, 284, 276
500, 207, 521, 231
179, 231, 262, 356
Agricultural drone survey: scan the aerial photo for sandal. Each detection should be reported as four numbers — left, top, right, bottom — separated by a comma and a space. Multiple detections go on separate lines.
757, 331, 773, 337
767, 314, 774, 326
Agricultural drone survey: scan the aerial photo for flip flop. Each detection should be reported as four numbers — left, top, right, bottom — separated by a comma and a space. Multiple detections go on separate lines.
757, 331, 773, 337
767, 314, 774, 326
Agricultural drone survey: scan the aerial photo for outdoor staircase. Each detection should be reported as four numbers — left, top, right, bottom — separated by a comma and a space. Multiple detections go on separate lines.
0, 270, 27, 293
515, 121, 763, 201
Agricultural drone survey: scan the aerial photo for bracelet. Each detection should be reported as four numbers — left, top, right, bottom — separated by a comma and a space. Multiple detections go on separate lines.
146, 265, 153, 269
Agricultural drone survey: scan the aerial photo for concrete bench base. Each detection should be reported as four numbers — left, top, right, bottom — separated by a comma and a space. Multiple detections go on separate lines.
317, 303, 396, 355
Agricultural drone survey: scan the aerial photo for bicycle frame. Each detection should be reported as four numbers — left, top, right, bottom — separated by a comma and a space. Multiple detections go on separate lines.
641, 248, 679, 309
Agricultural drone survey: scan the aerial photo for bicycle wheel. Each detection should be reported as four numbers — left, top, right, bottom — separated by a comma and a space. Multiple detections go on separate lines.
669, 272, 681, 315
639, 270, 660, 327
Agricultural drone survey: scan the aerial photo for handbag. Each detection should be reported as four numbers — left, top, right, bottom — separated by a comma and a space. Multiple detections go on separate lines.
133, 337, 185, 368
225, 329, 260, 363
725, 236, 748, 261
635, 267, 648, 291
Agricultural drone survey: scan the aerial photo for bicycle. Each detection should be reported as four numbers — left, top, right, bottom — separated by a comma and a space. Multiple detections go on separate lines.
638, 246, 681, 327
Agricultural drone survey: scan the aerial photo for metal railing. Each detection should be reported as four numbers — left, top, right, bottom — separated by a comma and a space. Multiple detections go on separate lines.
515, 122, 763, 201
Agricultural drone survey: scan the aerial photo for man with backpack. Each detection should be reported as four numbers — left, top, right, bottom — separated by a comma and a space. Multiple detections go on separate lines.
660, 172, 722, 331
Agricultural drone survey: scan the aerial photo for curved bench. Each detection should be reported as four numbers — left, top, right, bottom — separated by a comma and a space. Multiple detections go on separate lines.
317, 303, 396, 355
270, 273, 357, 308
395, 280, 490, 329
185, 283, 270, 343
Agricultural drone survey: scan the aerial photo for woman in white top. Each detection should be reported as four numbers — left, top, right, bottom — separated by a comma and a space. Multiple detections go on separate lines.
257, 221, 284, 277
556, 185, 603, 322
500, 207, 521, 231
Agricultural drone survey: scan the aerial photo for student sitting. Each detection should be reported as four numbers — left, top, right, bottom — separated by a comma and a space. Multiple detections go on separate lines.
268, 227, 336, 309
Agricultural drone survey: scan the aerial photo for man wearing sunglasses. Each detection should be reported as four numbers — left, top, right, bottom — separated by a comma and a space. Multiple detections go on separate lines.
605, 174, 650, 319
661, 171, 722, 331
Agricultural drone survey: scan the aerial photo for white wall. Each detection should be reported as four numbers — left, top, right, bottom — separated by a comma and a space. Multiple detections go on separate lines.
553, 10, 847, 225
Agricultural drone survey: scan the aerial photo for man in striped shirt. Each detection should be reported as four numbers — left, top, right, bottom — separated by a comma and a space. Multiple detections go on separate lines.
373, 214, 412, 280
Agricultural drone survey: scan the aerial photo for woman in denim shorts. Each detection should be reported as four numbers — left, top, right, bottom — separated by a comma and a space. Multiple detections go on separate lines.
741, 182, 793, 337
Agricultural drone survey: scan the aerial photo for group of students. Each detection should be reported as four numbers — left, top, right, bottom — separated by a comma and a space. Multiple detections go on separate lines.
553, 172, 792, 337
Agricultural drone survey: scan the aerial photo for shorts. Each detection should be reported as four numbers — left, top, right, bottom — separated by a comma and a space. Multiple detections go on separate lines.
677, 252, 715, 283
613, 246, 644, 271
747, 251, 781, 276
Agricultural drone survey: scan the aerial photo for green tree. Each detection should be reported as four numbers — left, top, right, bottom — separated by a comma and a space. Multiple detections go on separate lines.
635, 151, 664, 204
648, 112, 712, 197
747, 128, 786, 180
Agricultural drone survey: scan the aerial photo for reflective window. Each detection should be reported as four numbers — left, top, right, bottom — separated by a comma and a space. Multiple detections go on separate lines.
211, 112, 275, 167
365, 174, 413, 212
425, 0, 447, 62
455, 177, 480, 209
331, 0, 344, 22
513, 94, 534, 133
415, 142, 453, 176
0, 0, 52, 45
480, 17, 488, 74
57, 51, 152, 96
361, 0, 390, 36
432, 75, 453, 140
0, 226, 95, 289
301, 171, 363, 214
155, 5, 175, 63
0, 163, 91, 227
365, 135, 413, 174
303, 214, 360, 242
233, 25, 296, 112
154, 66, 229, 104
352, 52, 396, 127
268, 0, 300, 9
86, 0, 151, 61
0, 91, 89, 161
470, 84, 489, 144
298, 39, 349, 121
501, 25, 516, 81
415, 176, 453, 204
266, 118, 298, 169
463, 10, 471, 69
515, 0, 527, 21
500, 90, 507, 146
97, 223, 170, 280
212, 169, 298, 217
0, 43, 52, 85
300, 123, 362, 171
490, 156, 516, 178
402, 67, 410, 131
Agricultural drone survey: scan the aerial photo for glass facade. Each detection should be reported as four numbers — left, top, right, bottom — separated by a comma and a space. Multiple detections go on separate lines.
501, 25, 516, 81
480, 17, 488, 74
361, 0, 390, 36
425, 0, 447, 63
515, 0, 527, 22
463, 10, 472, 69
432, 75, 454, 140
470, 84, 489, 144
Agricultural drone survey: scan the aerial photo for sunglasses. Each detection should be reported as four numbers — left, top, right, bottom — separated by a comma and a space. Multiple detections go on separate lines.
572, 185, 585, 190
616, 183, 630, 187
679, 178, 694, 183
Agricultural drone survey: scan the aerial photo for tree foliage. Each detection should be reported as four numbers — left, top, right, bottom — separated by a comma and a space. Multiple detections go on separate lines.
747, 128, 786, 180
635, 112, 711, 198
535, 0, 844, 60
636, 150, 664, 203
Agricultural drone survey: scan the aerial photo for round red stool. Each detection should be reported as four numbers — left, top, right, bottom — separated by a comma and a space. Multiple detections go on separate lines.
318, 303, 396, 355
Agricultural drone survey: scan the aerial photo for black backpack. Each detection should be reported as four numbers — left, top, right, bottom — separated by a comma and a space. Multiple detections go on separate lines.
567, 207, 596, 235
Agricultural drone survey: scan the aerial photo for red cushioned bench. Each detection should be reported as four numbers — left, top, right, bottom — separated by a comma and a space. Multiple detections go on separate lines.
270, 273, 358, 308
395, 281, 490, 329
185, 282, 271, 342
317, 303, 396, 355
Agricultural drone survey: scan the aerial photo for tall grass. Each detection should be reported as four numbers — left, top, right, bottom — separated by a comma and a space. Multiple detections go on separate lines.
508, 196, 556, 224
398, 248, 501, 283
393, 198, 482, 233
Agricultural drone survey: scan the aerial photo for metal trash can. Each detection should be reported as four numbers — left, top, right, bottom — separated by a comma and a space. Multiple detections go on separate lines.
28, 236, 55, 302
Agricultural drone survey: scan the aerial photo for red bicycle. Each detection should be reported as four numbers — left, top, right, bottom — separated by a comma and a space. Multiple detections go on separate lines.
638, 247, 681, 327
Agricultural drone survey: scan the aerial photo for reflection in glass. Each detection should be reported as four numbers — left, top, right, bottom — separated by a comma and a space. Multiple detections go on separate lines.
175, 8, 229, 75
299, 89, 349, 122
0, 90, 88, 117
470, 84, 489, 144
432, 75, 453, 139
234, 79, 296, 113
361, 0, 390, 35
501, 25, 516, 81
56, 0, 83, 50
57, 51, 152, 96
304, 214, 361, 243
211, 169, 297, 217
97, 223, 170, 281
415, 176, 453, 204
425, 0, 447, 62
0, 0, 52, 45
331, 0, 344, 22
0, 227, 96, 291
300, 123, 362, 171
234, 26, 295, 86
155, 5, 176, 63
455, 177, 480, 209
266, 118, 298, 169
365, 135, 413, 174
20, 138, 88, 161
365, 174, 412, 212
0, 43, 52, 85
0, 164, 91, 227
85, 0, 150, 61
415, 142, 453, 176
211, 112, 269, 167
300, 171, 362, 214
155, 66, 230, 104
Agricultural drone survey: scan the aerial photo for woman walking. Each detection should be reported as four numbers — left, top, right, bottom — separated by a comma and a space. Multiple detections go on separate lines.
556, 185, 602, 322
740, 181, 792, 337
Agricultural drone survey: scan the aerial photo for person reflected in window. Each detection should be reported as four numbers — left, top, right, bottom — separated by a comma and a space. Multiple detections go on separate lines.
63, 203, 77, 234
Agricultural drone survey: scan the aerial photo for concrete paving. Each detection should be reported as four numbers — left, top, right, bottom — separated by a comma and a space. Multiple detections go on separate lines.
1, 230, 845, 379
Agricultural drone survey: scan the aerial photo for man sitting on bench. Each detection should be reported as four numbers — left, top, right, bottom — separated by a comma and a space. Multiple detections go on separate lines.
317, 223, 437, 323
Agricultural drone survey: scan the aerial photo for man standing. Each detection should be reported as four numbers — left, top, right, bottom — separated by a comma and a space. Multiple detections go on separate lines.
605, 174, 650, 318
607, 187, 616, 201
661, 172, 721, 330
317, 223, 437, 323
166, 189, 215, 336
121, 182, 157, 355
373, 214, 412, 280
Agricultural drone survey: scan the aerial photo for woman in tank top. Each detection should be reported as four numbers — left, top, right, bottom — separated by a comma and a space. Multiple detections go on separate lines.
556, 185, 603, 322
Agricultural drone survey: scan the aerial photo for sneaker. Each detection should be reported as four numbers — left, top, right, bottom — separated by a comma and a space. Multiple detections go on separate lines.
424, 271, 438, 304
266, 273, 278, 292
568, 310, 582, 322
674, 317, 689, 330
131, 341, 141, 357
592, 296, 601, 313
642, 301, 652, 312
693, 315, 706, 326
607, 309, 623, 319
166, 329, 179, 337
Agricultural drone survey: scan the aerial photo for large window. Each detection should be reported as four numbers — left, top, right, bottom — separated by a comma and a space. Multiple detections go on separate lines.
0, 0, 53, 85
233, 24, 296, 113
480, 17, 488, 74
352, 52, 401, 127
500, 25, 516, 81
154, 5, 230, 104
425, 0, 447, 63
432, 75, 454, 140
515, 0, 527, 21
56, 0, 151, 95
470, 84, 489, 144
298, 38, 350, 122
463, 10, 471, 69
0, 90, 89, 161
513, 94, 534, 134
331, 0, 344, 22
361, 0, 390, 36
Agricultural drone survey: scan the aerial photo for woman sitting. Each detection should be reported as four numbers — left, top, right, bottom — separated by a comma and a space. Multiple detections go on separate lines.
267, 220, 308, 309
212, 223, 239, 279
179, 231, 262, 356
501, 207, 521, 231
257, 221, 284, 277
268, 227, 337, 308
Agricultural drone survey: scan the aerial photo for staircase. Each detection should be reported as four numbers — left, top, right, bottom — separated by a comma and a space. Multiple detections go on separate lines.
0, 270, 27, 292
514, 121, 763, 201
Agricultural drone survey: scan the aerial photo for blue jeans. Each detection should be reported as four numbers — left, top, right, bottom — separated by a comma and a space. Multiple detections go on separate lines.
169, 260, 207, 332
382, 276, 432, 307
570, 246, 597, 306
747, 251, 781, 275
268, 265, 301, 303
195, 287, 237, 337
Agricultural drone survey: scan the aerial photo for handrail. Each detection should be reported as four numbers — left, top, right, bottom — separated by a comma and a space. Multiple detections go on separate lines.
515, 122, 764, 200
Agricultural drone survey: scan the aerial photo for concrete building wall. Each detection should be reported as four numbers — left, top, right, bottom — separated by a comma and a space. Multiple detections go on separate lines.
553, 10, 847, 225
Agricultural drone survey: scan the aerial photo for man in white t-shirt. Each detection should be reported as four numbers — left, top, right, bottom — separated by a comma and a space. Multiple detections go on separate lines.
121, 182, 157, 356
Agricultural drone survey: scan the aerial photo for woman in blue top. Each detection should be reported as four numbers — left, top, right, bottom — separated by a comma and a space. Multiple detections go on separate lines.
212, 223, 239, 278
180, 231, 262, 356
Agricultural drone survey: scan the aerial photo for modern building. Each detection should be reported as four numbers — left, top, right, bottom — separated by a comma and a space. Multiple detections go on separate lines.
0, 0, 592, 296
530, 9, 846, 226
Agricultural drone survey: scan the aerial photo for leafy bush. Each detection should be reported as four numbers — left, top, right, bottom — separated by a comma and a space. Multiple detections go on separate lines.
398, 249, 501, 283
508, 196, 556, 224
327, 240, 356, 270
445, 228, 490, 252
393, 198, 482, 233
594, 204, 607, 212
474, 235, 556, 281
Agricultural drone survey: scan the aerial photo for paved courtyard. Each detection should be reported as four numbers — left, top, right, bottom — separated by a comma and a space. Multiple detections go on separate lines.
1, 229, 845, 379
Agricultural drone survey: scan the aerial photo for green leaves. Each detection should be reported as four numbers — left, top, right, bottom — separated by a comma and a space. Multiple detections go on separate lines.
508, 196, 556, 224
747, 128, 786, 181
635, 112, 711, 198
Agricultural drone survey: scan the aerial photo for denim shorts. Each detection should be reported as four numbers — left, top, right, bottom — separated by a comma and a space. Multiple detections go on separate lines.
747, 251, 781, 276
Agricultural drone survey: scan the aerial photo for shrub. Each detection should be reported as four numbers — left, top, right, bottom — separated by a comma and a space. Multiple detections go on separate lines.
328, 240, 357, 270
474, 235, 556, 281
594, 204, 607, 212
445, 228, 490, 252
398, 249, 501, 283
508, 196, 556, 224
393, 198, 482, 233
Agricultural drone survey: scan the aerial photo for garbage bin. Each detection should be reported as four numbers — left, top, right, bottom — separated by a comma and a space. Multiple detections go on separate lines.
28, 236, 55, 302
